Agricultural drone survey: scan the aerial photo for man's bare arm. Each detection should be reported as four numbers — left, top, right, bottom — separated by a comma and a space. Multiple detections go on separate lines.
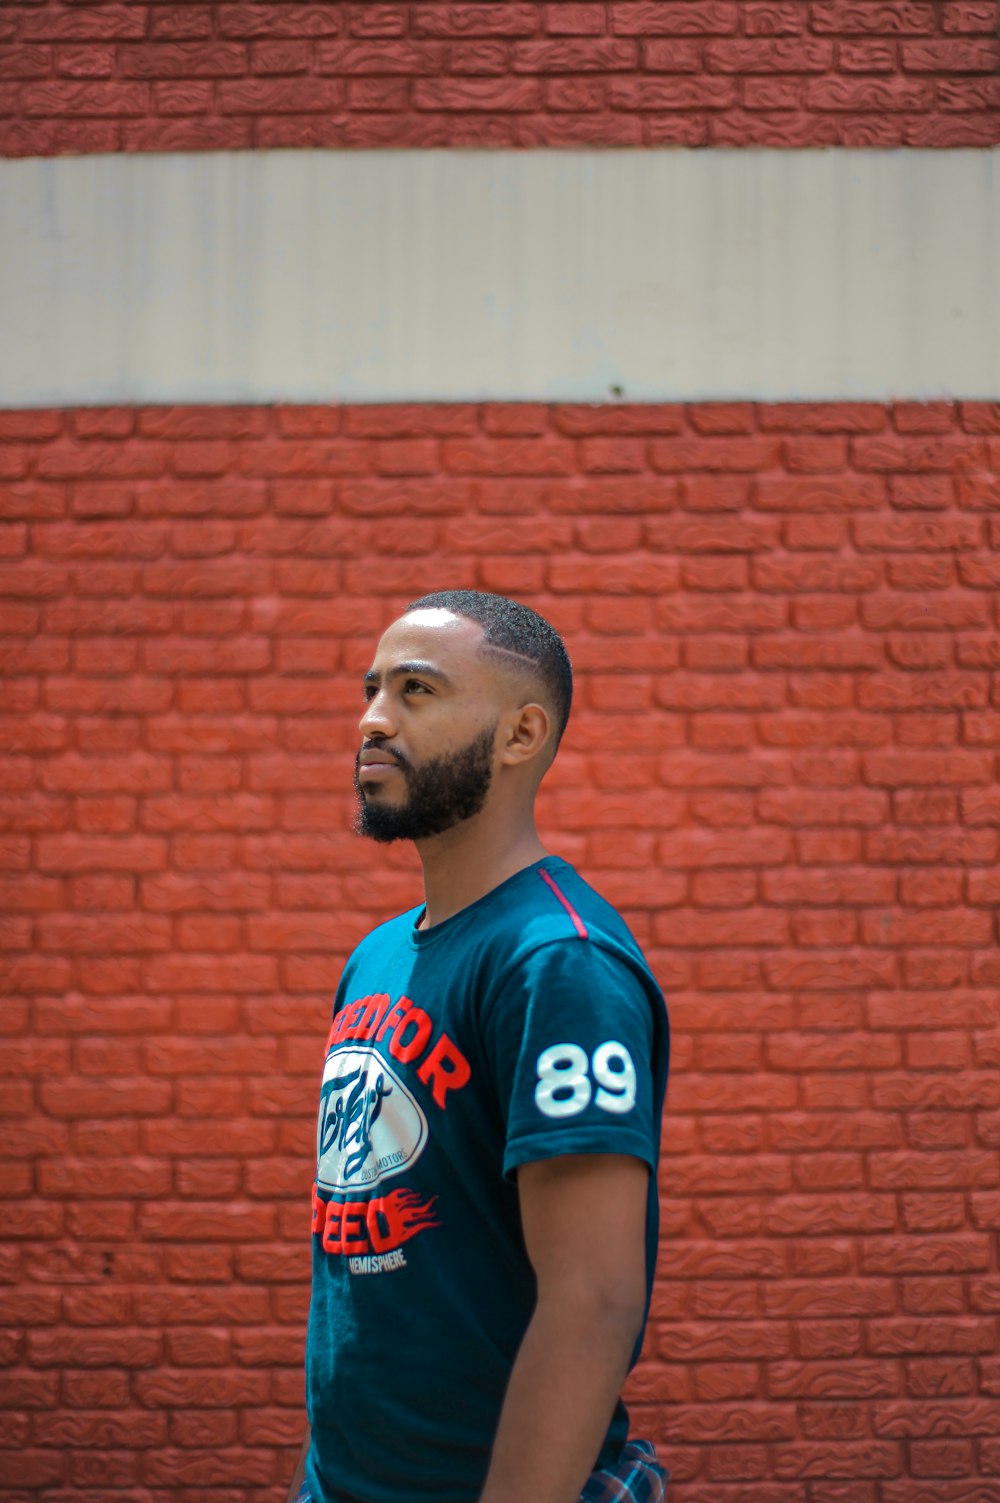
285, 1425, 310, 1503
478, 1153, 649, 1503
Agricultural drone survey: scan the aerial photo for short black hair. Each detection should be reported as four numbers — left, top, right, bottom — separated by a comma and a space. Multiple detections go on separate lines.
405, 590, 573, 745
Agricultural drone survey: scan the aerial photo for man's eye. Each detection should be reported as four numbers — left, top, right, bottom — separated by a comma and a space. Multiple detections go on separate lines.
363, 685, 377, 702
404, 680, 430, 694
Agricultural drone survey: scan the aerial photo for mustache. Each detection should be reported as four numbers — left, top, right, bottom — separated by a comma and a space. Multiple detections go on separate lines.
356, 743, 412, 773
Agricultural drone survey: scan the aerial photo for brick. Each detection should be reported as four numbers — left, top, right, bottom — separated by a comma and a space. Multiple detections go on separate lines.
654, 1321, 792, 1365
769, 1362, 900, 1401
942, 0, 1000, 29
413, 75, 540, 108
910, 1440, 978, 1478
40, 743, 165, 790
959, 402, 1000, 436
256, 113, 354, 145
544, 478, 678, 515
149, 8, 215, 41
757, 476, 884, 511
578, 437, 645, 473
121, 43, 248, 78
709, 108, 844, 146
863, 748, 992, 784
608, 75, 737, 108
146, 952, 278, 992
217, 5, 345, 38
512, 39, 637, 69
20, 9, 146, 41
349, 76, 410, 109
860, 673, 988, 712
144, 1447, 277, 1485
0, 536, 29, 573
252, 40, 312, 73
0, 45, 53, 80
806, 75, 933, 109
652, 436, 782, 471
319, 39, 447, 75
743, 3, 809, 33
907, 109, 1000, 145
611, 2, 739, 33
810, 2, 938, 33
774, 1441, 902, 1479
545, 5, 607, 35
35, 909, 172, 953
709, 39, 834, 70
347, 4, 408, 37
904, 37, 1000, 69
0, 119, 122, 155
782, 436, 849, 472
555, 405, 685, 436
21, 81, 151, 117
171, 1409, 239, 1448
0, 1451, 63, 1486
412, 6, 540, 37
220, 78, 344, 111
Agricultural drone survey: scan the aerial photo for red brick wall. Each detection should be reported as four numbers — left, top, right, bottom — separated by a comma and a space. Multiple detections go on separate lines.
2, 1, 998, 156
2, 398, 1000, 1500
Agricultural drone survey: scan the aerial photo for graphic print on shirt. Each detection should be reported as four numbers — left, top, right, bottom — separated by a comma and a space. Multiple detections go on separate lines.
317, 1047, 427, 1192
533, 1040, 638, 1119
313, 991, 471, 1276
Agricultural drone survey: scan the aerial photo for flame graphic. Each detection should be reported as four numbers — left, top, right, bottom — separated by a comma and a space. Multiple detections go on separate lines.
382, 1189, 440, 1243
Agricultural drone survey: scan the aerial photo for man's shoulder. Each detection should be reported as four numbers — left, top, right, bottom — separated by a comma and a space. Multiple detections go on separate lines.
528, 859, 643, 951
492, 859, 656, 985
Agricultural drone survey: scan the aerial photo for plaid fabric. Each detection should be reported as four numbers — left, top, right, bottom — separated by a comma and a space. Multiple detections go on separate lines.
580, 1439, 669, 1503
294, 1438, 668, 1503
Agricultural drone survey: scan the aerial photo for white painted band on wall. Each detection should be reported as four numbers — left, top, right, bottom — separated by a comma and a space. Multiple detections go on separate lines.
1, 148, 997, 405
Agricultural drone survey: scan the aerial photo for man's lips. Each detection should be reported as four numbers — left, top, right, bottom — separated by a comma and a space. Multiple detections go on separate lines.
358, 768, 399, 786
357, 748, 404, 782
358, 748, 402, 767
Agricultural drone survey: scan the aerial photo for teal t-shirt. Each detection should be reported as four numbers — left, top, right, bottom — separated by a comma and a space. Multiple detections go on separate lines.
304, 856, 670, 1503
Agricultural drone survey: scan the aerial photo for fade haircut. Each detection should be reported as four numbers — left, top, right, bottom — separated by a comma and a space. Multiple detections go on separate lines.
405, 590, 573, 745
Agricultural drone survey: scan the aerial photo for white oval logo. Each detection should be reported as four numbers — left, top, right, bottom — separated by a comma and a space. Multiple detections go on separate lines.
316, 1046, 428, 1193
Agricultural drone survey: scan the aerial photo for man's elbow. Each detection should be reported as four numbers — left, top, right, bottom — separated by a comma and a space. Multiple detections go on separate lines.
596, 1283, 646, 1352
536, 1271, 646, 1352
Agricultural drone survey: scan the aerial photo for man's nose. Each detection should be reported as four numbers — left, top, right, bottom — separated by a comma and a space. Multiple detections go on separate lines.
359, 690, 395, 740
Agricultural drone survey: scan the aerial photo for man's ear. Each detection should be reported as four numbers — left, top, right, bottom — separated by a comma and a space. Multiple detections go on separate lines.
499, 702, 552, 768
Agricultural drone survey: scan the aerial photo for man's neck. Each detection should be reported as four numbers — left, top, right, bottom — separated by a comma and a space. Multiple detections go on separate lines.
415, 816, 549, 929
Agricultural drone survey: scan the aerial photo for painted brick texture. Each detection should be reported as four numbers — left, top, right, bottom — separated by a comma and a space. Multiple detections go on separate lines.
2, 398, 1000, 1500
0, 1, 998, 155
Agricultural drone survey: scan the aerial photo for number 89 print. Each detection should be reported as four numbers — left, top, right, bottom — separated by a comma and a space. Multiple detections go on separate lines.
533, 1041, 637, 1119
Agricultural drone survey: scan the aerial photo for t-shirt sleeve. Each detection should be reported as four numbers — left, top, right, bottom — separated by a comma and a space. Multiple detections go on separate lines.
484, 939, 659, 1180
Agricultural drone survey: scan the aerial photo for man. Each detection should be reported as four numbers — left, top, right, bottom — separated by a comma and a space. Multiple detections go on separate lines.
289, 590, 670, 1503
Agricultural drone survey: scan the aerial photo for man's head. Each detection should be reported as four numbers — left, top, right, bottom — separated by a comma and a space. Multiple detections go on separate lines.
354, 591, 572, 845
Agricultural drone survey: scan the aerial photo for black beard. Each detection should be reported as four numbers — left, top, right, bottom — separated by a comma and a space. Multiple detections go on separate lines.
353, 724, 497, 844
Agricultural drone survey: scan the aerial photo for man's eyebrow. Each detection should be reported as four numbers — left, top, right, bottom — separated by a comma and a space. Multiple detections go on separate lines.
363, 661, 455, 687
